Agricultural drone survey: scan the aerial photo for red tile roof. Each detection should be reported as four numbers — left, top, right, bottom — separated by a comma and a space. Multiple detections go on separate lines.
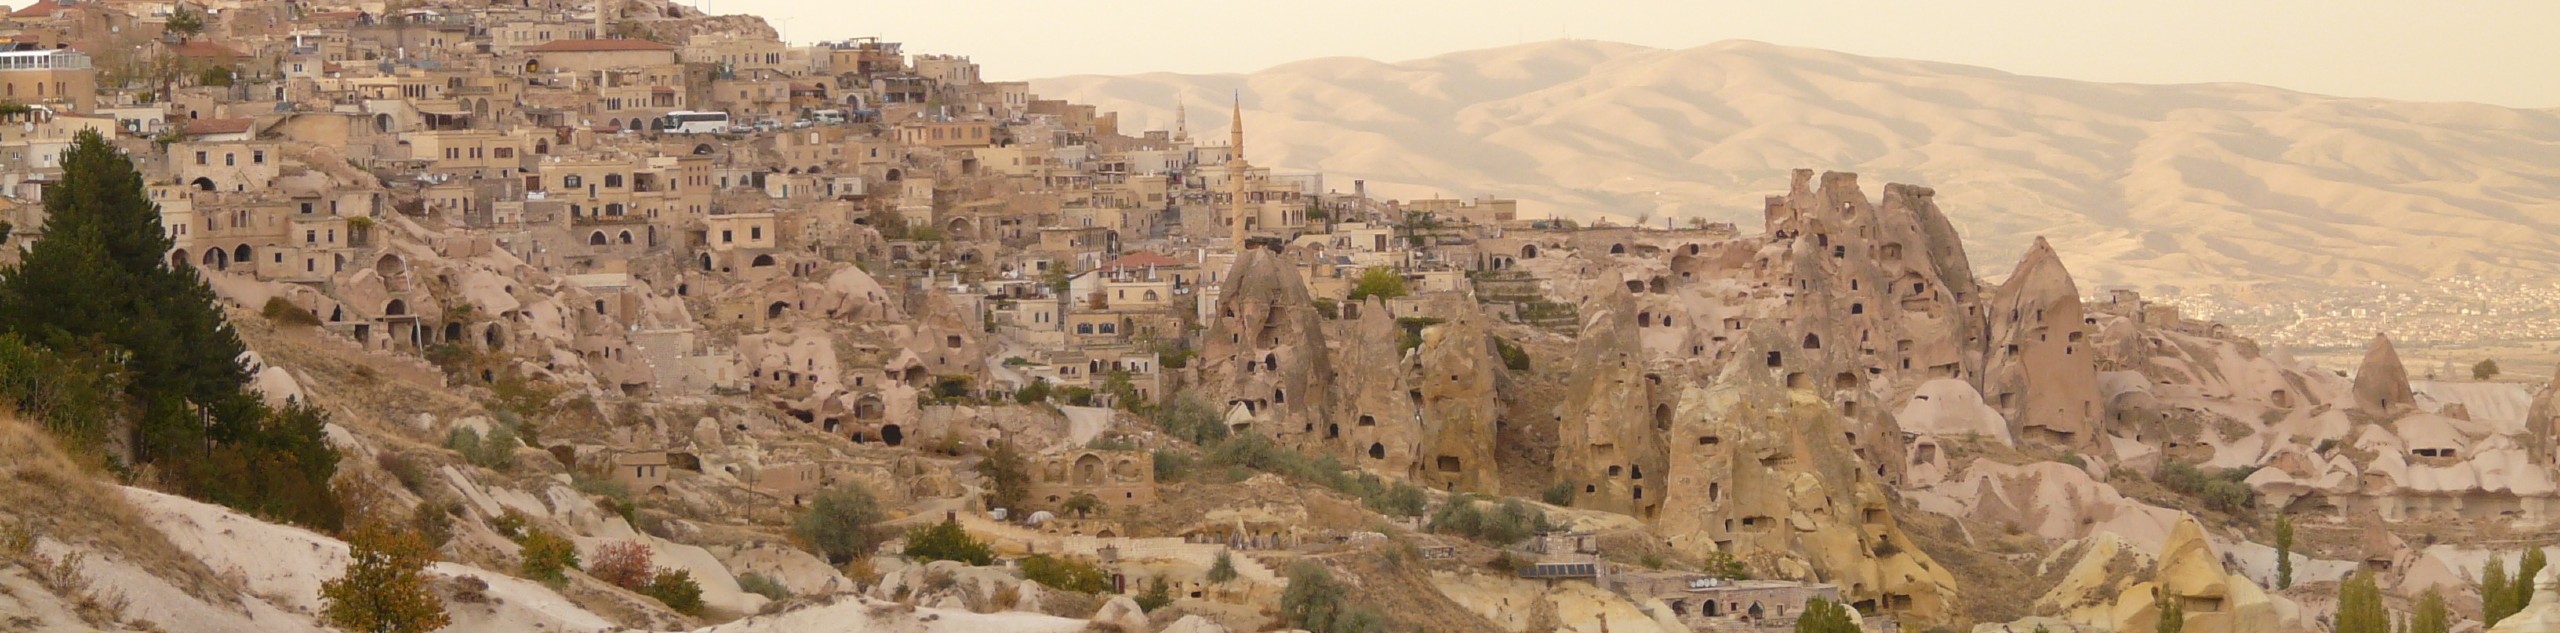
8, 0, 59, 18
183, 117, 254, 136
527, 39, 674, 53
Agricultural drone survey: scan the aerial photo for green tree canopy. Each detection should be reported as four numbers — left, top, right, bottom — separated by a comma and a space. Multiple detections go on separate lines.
1346, 267, 1408, 303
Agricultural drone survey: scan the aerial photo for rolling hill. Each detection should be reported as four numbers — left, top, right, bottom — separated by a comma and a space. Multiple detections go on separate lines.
1035, 39, 2560, 295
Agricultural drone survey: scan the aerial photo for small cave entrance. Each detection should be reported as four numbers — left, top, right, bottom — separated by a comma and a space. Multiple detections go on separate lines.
880, 424, 904, 447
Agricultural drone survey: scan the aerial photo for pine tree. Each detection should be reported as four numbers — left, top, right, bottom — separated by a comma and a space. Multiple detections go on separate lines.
2156, 594, 2184, 633
2487, 557, 2517, 627
2275, 515, 2295, 589
0, 129, 340, 529
2408, 587, 2450, 633
2337, 571, 2391, 633
320, 524, 451, 633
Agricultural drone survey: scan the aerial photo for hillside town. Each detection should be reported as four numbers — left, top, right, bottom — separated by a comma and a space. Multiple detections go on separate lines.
0, 1, 2555, 633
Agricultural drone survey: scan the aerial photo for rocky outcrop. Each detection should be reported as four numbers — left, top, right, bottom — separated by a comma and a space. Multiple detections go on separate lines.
2035, 517, 2291, 633
2527, 366, 2560, 464
1554, 274, 1667, 516
1983, 237, 2104, 449
1410, 295, 1503, 493
2353, 332, 2418, 418
1201, 248, 1339, 446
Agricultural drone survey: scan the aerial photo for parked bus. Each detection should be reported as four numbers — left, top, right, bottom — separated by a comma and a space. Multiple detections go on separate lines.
659, 111, 731, 134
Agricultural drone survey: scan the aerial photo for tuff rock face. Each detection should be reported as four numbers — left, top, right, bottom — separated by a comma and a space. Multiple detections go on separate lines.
1983, 237, 2106, 450
2532, 366, 2560, 464
1203, 248, 1342, 445
1203, 248, 1506, 492
1408, 294, 1504, 493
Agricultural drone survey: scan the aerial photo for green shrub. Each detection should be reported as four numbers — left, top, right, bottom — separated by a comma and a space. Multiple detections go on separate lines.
1154, 394, 1226, 445
1013, 379, 1051, 404
1151, 449, 1192, 482
1703, 550, 1750, 579
1020, 554, 1111, 593
377, 451, 430, 493
793, 483, 884, 565
1280, 560, 1386, 633
1427, 495, 1546, 545
1366, 482, 1427, 518
1135, 576, 1174, 611
490, 509, 527, 540
737, 571, 791, 601
1541, 481, 1576, 506
1493, 337, 1532, 371
645, 568, 704, 615
1207, 551, 1238, 583
902, 519, 993, 566
262, 297, 322, 326
445, 425, 517, 472
516, 527, 580, 584
410, 500, 458, 547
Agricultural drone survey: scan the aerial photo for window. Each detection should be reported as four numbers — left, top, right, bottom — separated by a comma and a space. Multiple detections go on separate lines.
225, 153, 235, 166
252, 150, 265, 164
721, 230, 733, 243
563, 175, 583, 188
750, 226, 762, 240
195, 151, 208, 165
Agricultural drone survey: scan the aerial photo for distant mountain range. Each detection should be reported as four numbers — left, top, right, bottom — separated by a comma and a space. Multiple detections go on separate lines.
1035, 39, 2560, 296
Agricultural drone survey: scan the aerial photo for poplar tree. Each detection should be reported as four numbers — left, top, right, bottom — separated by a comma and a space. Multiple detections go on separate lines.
2487, 557, 2517, 627
2336, 571, 2390, 633
2275, 515, 2295, 589
2407, 587, 2450, 633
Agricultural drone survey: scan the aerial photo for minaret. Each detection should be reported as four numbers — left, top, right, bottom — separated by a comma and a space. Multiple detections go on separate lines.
1173, 101, 1189, 142
1227, 92, 1249, 249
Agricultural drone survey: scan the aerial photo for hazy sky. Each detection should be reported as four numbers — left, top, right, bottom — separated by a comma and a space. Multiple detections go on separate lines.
708, 0, 2559, 108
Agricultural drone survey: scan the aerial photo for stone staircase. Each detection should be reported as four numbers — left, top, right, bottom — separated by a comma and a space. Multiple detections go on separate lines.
1472, 270, 1581, 335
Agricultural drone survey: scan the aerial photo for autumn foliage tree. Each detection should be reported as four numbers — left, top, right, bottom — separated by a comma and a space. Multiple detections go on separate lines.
589, 540, 655, 589
319, 524, 450, 633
